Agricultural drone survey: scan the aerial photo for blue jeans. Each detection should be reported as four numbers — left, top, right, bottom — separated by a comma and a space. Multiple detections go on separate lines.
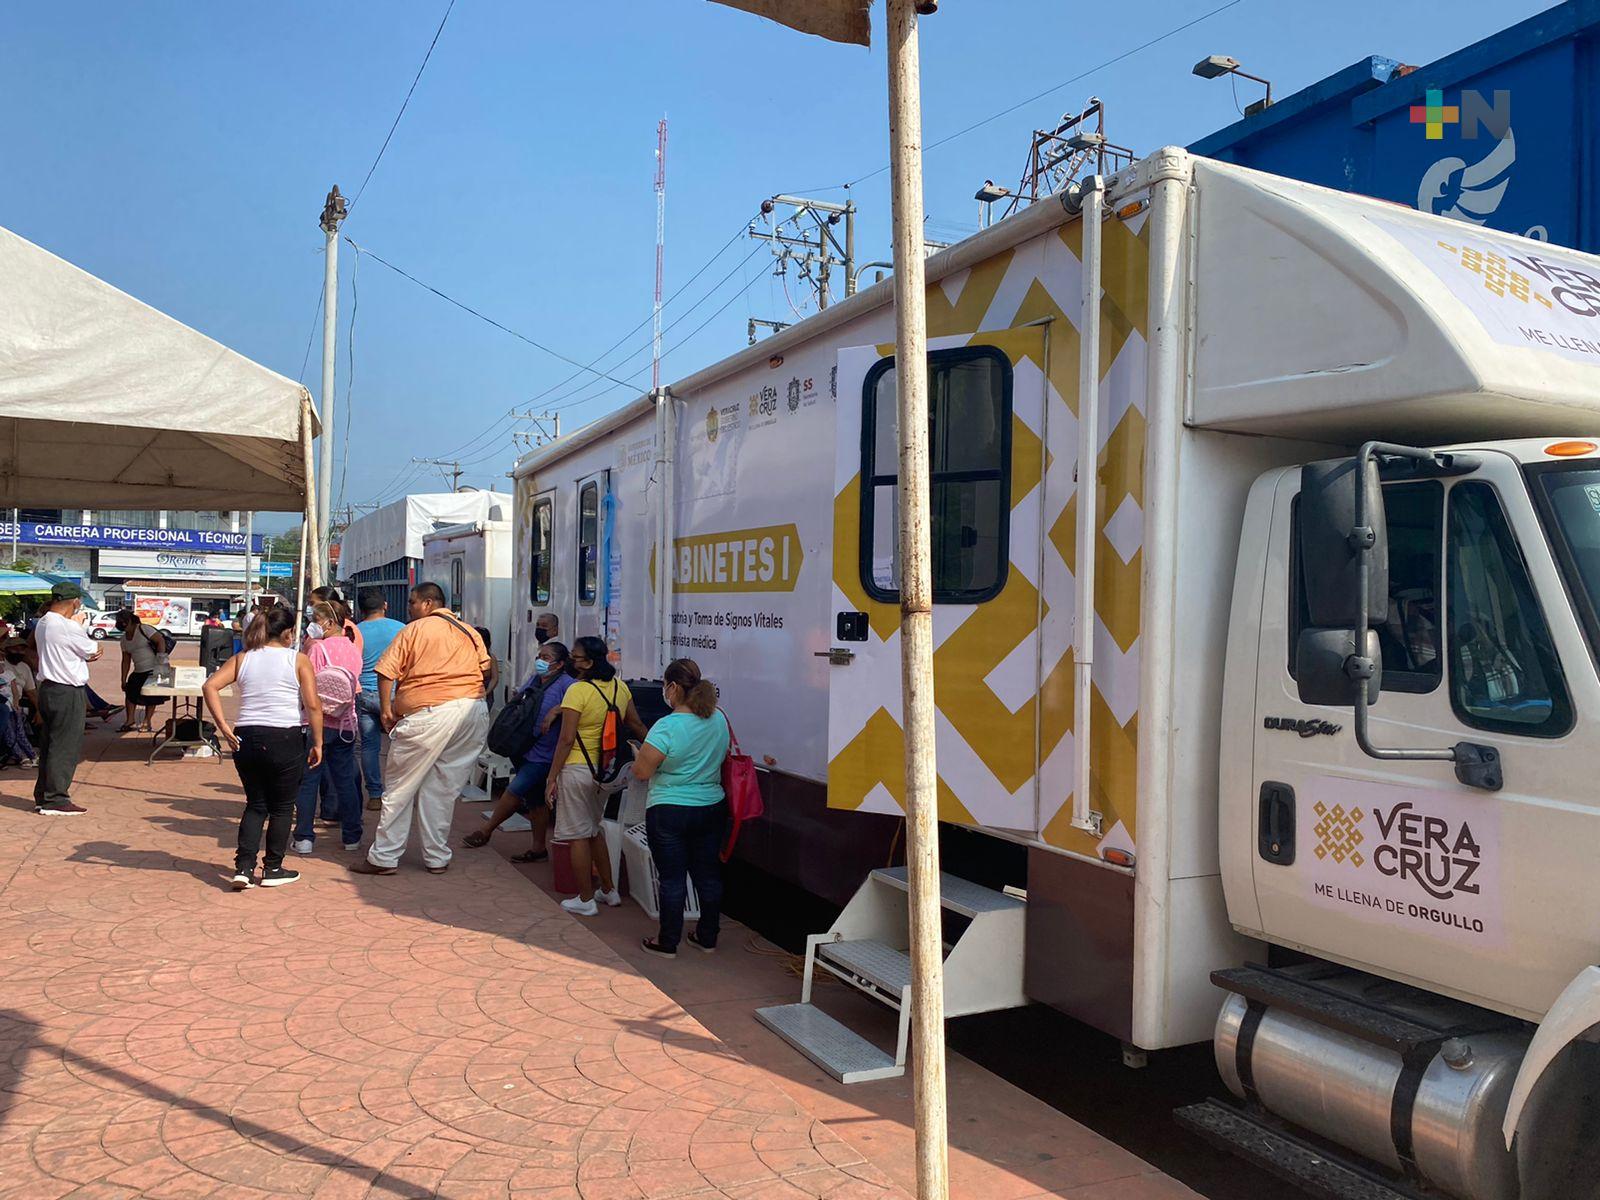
646, 801, 727, 951
294, 729, 362, 846
356, 691, 387, 799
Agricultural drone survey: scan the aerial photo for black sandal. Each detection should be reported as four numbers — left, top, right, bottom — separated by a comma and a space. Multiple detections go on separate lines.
510, 848, 548, 863
462, 830, 491, 848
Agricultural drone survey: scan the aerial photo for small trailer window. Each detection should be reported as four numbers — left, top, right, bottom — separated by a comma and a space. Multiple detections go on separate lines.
1445, 482, 1572, 736
578, 482, 599, 606
860, 347, 1012, 604
530, 497, 552, 605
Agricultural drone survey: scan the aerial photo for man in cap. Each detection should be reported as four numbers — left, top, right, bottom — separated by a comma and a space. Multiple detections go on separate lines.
33, 582, 102, 815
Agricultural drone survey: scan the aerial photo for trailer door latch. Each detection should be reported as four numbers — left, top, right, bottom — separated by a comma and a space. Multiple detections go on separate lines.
814, 648, 856, 666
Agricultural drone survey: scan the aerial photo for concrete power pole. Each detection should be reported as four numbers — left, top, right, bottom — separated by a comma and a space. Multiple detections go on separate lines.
318, 185, 348, 586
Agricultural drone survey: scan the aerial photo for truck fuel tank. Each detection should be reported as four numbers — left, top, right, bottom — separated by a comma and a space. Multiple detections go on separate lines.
1215, 991, 1528, 1200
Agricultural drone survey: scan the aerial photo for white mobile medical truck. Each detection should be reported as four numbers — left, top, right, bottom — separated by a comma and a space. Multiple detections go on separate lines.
421, 513, 513, 687
510, 149, 1600, 1199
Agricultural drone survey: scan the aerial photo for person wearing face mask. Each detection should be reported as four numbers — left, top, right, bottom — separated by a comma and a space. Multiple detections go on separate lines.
31, 583, 103, 815
534, 612, 559, 645
461, 639, 572, 860
291, 601, 365, 855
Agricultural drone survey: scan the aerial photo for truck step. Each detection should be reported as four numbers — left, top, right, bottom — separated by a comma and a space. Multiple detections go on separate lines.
871, 866, 1023, 918
817, 939, 912, 998
755, 1003, 903, 1084
1212, 964, 1511, 1055
1175, 1100, 1420, 1200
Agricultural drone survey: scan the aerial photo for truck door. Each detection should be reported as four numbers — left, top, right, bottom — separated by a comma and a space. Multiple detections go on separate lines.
826, 328, 1049, 836
1248, 451, 1599, 1017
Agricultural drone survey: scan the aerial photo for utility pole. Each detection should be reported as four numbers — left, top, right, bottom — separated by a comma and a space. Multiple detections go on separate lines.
318, 185, 347, 586
746, 317, 790, 345
751, 194, 856, 311
413, 457, 463, 491
887, 2, 949, 1197
653, 117, 668, 390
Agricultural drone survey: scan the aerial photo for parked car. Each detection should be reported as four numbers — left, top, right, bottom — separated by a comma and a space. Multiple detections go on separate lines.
85, 608, 119, 640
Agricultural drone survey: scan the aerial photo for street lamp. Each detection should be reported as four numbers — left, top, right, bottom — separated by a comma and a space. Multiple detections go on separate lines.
1193, 54, 1273, 115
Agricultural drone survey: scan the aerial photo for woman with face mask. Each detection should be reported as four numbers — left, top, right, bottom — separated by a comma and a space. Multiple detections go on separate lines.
461, 640, 572, 861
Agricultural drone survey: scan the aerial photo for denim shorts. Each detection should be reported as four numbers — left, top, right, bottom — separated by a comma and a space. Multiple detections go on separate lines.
510, 759, 552, 815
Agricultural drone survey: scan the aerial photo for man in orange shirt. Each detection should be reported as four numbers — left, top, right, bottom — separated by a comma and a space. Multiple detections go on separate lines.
351, 582, 492, 875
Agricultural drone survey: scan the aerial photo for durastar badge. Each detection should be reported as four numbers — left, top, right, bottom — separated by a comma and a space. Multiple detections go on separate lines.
1264, 715, 1342, 738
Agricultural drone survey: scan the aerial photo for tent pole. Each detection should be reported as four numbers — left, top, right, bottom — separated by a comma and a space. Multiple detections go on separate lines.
886, 2, 949, 1198
298, 394, 317, 637
243, 511, 254, 619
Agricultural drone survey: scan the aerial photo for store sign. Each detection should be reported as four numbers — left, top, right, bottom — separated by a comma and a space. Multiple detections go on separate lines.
100, 549, 248, 578
0, 521, 265, 553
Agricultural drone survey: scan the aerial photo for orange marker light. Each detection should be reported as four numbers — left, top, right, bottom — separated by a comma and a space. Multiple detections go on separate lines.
1102, 847, 1136, 868
1545, 440, 1597, 457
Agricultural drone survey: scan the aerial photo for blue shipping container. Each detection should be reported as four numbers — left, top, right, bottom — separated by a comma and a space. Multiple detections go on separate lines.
1191, 0, 1600, 251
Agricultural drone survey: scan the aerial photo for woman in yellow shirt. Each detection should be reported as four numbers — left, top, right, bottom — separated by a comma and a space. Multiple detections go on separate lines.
544, 635, 647, 916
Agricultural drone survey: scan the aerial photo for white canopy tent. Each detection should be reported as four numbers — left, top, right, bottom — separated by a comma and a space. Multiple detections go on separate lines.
0, 223, 319, 515
0, 221, 322, 592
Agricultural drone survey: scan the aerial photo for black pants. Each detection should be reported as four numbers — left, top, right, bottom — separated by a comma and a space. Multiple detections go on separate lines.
646, 801, 727, 950
34, 680, 86, 808
233, 725, 307, 874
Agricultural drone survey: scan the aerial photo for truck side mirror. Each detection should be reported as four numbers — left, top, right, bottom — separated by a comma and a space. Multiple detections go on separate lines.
1298, 459, 1388, 630
1296, 627, 1381, 707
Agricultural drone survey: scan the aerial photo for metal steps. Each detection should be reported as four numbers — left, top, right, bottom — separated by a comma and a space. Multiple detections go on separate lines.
1176, 1100, 1419, 1200
755, 1003, 904, 1084
870, 866, 1024, 917
817, 939, 912, 999
755, 867, 1027, 1084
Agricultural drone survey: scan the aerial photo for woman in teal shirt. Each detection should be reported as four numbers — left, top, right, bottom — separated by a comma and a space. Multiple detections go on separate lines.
631, 658, 729, 957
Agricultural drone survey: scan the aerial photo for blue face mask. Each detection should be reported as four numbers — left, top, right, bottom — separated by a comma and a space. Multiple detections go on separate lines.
532, 658, 551, 676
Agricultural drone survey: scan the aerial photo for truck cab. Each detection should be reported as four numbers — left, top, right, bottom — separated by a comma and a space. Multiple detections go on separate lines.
1212, 438, 1600, 1199
1223, 438, 1600, 1020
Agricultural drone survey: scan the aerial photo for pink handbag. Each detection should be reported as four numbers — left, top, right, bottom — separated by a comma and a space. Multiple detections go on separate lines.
719, 714, 764, 862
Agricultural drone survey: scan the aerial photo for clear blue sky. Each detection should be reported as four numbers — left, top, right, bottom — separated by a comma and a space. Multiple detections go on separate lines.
0, 0, 1548, 527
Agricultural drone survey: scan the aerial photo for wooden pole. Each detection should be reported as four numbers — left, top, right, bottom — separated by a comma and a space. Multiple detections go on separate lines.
886, 2, 948, 1197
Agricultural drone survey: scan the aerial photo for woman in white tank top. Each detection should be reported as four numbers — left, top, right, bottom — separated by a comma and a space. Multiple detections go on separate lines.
203, 607, 323, 890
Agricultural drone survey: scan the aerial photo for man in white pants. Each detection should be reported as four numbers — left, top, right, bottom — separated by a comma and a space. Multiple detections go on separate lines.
351, 582, 491, 875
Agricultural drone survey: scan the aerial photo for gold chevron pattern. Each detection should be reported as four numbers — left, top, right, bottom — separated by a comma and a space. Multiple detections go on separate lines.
828, 204, 1150, 860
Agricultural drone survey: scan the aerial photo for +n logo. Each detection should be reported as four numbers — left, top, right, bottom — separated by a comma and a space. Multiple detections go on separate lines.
1410, 88, 1461, 140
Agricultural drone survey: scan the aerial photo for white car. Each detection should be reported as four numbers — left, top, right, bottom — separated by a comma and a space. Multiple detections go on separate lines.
85, 609, 119, 640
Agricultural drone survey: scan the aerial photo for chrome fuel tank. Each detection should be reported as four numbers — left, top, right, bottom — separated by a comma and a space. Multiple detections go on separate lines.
1215, 992, 1528, 1200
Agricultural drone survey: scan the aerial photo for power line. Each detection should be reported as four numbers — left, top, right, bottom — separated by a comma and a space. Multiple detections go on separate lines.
296, 286, 324, 385
840, 0, 1247, 189
349, 0, 458, 211
336, 247, 360, 512
347, 238, 641, 389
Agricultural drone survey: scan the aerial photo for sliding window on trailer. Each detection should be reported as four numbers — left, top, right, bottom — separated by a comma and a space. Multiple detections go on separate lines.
578, 481, 599, 606
530, 494, 552, 606
859, 346, 1012, 603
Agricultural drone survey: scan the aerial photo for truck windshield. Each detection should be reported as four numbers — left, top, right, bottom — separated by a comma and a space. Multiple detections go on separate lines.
1529, 462, 1600, 661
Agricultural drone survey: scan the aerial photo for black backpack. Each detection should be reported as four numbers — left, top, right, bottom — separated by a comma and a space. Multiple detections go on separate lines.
486, 677, 548, 761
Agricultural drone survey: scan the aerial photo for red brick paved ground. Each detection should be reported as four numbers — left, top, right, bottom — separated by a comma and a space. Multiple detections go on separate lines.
0, 681, 906, 1199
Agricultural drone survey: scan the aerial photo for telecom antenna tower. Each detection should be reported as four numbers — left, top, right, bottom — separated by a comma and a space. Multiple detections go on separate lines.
653, 117, 668, 391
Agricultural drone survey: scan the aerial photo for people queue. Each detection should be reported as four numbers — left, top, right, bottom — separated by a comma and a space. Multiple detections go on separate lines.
27, 578, 732, 956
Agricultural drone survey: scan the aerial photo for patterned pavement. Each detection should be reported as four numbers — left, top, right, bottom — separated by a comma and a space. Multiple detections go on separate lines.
0, 703, 905, 1200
